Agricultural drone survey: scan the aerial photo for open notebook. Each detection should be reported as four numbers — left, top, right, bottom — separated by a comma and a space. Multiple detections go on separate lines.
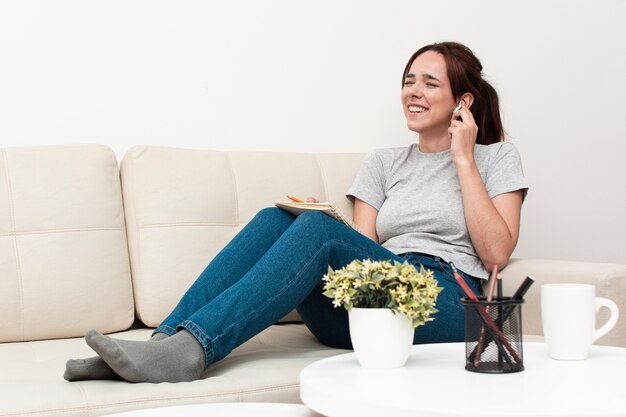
275, 201, 358, 231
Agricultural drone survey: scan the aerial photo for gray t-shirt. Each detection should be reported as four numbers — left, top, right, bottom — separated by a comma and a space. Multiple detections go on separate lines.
346, 142, 529, 279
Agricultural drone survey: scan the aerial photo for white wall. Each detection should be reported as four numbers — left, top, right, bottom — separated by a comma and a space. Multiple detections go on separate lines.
1, 0, 624, 265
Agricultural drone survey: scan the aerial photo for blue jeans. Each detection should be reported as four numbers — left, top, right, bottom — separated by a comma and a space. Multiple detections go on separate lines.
155, 207, 482, 368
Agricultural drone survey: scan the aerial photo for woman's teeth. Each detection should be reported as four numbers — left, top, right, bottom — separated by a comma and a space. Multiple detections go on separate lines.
408, 106, 427, 113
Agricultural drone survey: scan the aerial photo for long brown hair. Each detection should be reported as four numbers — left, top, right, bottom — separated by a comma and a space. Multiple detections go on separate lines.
402, 42, 504, 145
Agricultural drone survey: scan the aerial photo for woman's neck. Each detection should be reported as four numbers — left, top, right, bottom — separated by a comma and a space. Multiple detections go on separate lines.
417, 131, 451, 153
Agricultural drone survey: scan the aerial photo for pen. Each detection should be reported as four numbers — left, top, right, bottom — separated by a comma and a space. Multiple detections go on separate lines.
286, 195, 304, 203
492, 275, 534, 323
473, 265, 498, 366
449, 262, 522, 365
512, 276, 535, 300
495, 273, 504, 365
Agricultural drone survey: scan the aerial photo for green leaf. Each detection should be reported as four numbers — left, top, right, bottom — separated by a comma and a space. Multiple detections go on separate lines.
371, 271, 385, 282
322, 290, 336, 298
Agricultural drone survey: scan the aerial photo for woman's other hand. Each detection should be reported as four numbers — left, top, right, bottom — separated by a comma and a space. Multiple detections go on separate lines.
305, 197, 319, 203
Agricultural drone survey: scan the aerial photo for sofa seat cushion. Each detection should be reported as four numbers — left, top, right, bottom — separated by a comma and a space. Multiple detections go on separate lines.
0, 145, 134, 342
0, 324, 343, 417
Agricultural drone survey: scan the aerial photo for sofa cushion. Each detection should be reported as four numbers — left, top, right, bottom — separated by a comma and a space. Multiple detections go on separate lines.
120, 146, 365, 327
0, 324, 342, 417
0, 145, 134, 342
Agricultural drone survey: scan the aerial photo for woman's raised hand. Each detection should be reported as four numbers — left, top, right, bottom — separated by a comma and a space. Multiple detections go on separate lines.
448, 104, 478, 166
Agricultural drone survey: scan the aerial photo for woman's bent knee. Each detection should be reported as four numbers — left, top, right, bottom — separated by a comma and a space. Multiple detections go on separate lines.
294, 210, 335, 228
255, 206, 294, 221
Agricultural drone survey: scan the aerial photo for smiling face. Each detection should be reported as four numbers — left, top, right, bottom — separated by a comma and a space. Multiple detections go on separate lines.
401, 51, 457, 140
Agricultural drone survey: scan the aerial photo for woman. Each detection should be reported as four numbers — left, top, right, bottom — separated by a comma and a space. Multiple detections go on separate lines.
65, 41, 528, 383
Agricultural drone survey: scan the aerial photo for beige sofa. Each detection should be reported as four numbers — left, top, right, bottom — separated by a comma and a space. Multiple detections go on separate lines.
1, 144, 625, 417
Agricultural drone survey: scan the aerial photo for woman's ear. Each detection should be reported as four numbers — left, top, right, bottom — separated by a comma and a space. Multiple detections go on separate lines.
459, 93, 474, 109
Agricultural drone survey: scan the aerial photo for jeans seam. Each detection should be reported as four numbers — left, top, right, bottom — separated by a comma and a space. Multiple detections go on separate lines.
414, 256, 431, 266
153, 325, 177, 336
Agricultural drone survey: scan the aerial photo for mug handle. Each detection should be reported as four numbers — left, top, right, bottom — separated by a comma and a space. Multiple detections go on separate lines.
592, 297, 619, 343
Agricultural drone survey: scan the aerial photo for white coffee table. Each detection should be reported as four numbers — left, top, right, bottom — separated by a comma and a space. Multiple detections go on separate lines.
300, 342, 626, 416
105, 402, 321, 416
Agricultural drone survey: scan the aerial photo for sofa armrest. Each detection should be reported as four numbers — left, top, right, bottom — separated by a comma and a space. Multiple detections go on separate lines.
500, 258, 626, 347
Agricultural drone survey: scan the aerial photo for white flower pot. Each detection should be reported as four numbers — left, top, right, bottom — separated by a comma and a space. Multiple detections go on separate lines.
348, 307, 414, 369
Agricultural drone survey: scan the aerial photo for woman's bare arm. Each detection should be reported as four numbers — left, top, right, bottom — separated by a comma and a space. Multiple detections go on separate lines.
353, 198, 379, 243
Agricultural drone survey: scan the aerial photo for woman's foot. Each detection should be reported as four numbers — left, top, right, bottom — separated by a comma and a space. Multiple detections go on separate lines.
85, 329, 205, 383
64, 332, 170, 381
64, 356, 122, 381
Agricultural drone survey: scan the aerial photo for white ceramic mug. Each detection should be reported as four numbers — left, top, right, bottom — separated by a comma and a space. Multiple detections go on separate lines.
541, 284, 619, 360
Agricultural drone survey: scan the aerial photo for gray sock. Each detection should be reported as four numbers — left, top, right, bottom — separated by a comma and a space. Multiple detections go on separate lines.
85, 329, 205, 383
64, 332, 170, 381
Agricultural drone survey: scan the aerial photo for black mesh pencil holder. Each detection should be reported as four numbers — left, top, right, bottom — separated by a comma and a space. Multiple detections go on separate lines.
460, 297, 524, 374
